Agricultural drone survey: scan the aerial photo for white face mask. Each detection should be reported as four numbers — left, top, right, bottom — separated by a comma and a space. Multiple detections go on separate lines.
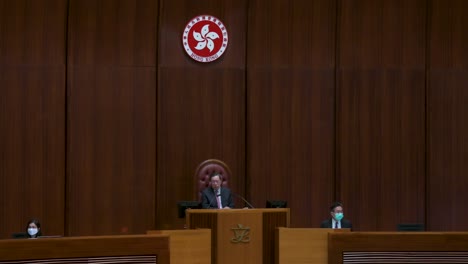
28, 228, 38, 236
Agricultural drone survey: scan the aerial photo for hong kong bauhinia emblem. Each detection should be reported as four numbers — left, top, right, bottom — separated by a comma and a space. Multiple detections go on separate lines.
231, 224, 250, 243
182, 15, 229, 63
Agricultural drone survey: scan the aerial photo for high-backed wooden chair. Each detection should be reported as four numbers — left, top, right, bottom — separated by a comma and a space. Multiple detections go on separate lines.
195, 159, 231, 202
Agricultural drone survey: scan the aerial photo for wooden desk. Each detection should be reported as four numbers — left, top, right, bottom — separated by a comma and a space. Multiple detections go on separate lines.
329, 232, 468, 264
187, 208, 290, 264
0, 235, 169, 264
276, 228, 350, 264
148, 229, 211, 264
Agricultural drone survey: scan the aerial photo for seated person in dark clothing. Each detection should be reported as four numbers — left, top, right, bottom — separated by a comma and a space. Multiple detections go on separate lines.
201, 172, 234, 209
26, 219, 42, 238
320, 202, 352, 229
12, 219, 43, 239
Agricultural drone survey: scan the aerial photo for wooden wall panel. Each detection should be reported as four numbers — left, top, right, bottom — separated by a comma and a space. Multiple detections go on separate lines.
247, 0, 336, 227
0, 0, 66, 65
67, 0, 156, 66
336, 0, 427, 231
67, 0, 157, 235
1, 0, 468, 237
427, 0, 468, 231
156, 0, 247, 229
0, 0, 66, 239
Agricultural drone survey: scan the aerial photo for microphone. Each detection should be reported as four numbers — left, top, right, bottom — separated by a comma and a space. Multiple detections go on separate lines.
233, 193, 255, 209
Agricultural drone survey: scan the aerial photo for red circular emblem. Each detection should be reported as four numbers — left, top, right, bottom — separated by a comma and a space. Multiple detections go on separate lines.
182, 15, 228, 63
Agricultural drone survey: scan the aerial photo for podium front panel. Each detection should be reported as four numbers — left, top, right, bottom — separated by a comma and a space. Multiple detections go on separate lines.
187, 208, 290, 264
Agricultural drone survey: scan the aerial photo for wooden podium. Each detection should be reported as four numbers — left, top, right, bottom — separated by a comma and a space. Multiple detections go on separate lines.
186, 208, 290, 264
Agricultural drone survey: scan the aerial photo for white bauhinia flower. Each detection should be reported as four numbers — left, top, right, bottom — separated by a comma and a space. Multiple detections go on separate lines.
193, 24, 220, 52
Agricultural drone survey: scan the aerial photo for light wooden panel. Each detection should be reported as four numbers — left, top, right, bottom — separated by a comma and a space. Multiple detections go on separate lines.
276, 228, 350, 264
0, 235, 169, 264
218, 210, 263, 264
186, 208, 289, 264
147, 229, 211, 264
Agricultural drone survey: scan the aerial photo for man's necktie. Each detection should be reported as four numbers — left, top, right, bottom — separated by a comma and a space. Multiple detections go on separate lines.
335, 221, 339, 229
216, 193, 222, 209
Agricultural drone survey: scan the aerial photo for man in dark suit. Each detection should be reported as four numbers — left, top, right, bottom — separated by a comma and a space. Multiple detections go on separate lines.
320, 202, 352, 229
201, 172, 234, 209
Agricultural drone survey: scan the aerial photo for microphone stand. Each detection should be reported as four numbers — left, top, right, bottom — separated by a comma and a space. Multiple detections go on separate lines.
233, 193, 255, 209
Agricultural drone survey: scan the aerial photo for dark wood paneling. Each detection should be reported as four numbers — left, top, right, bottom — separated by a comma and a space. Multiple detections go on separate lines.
0, 0, 66, 239
248, 0, 337, 68
67, 67, 156, 235
67, 0, 157, 235
67, 0, 156, 66
427, 0, 468, 231
337, 0, 426, 231
0, 0, 66, 65
427, 0, 468, 69
157, 0, 247, 229
0, 68, 66, 239
1, 0, 468, 237
338, 0, 426, 69
247, 0, 336, 227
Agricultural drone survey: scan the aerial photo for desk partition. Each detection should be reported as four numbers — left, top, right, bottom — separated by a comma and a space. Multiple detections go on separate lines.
147, 229, 211, 264
0, 235, 169, 264
276, 228, 350, 264
329, 232, 468, 264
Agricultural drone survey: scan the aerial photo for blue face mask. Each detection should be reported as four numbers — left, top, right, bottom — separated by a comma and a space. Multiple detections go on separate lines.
28, 228, 38, 236
334, 212, 344, 221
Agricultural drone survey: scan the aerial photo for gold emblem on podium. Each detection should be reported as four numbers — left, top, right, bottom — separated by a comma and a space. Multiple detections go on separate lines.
231, 224, 251, 243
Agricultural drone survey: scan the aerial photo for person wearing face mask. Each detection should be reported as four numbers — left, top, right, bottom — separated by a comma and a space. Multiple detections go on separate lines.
26, 219, 42, 238
320, 202, 352, 230
201, 172, 234, 209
